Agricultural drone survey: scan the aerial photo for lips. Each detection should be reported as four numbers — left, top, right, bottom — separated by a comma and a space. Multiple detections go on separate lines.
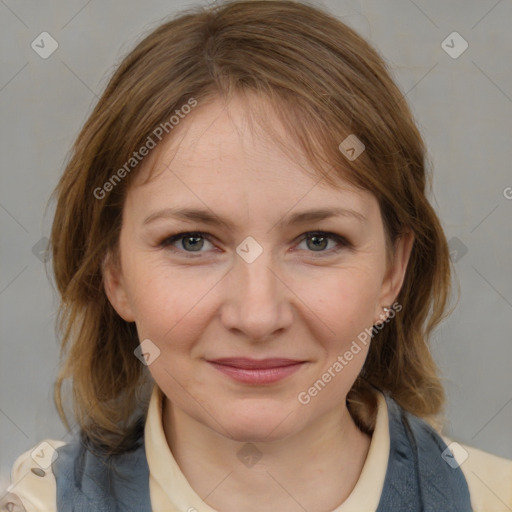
207, 358, 306, 385
208, 358, 304, 369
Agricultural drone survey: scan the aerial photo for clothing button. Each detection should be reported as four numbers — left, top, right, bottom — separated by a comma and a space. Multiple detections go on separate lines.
30, 467, 45, 477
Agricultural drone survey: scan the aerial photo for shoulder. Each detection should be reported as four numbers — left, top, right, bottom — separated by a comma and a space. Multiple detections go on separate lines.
442, 436, 512, 512
399, 402, 512, 511
1, 439, 67, 512
2, 429, 150, 512
381, 397, 473, 510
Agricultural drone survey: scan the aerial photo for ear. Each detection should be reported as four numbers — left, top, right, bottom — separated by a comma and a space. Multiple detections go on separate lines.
102, 250, 136, 322
374, 230, 414, 323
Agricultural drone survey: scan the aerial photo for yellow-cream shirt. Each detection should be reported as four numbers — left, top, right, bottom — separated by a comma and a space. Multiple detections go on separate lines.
2, 385, 511, 511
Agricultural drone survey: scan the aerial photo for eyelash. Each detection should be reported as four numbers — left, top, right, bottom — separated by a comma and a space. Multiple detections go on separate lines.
158, 231, 352, 259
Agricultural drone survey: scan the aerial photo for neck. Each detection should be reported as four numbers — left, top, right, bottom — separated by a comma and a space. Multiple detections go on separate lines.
163, 398, 372, 512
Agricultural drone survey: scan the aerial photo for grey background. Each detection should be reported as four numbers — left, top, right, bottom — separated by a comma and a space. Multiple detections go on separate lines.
1, 0, 511, 492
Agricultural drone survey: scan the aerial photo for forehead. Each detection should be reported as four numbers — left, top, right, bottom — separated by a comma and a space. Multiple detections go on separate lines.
127, 94, 376, 220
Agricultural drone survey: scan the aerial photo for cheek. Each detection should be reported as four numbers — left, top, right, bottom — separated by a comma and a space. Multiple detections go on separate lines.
127, 263, 216, 346
293, 266, 382, 340
305, 272, 378, 397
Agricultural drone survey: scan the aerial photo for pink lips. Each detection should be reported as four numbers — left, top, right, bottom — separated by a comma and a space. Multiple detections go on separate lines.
208, 358, 306, 384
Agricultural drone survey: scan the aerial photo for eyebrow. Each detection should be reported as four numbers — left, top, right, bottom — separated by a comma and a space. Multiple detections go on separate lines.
142, 206, 367, 229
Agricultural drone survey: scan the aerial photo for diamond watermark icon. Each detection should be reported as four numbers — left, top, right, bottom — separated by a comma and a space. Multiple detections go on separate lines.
448, 236, 468, 263
441, 32, 468, 59
30, 441, 58, 469
237, 443, 263, 468
134, 338, 161, 366
31, 32, 59, 59
441, 442, 469, 468
338, 134, 365, 161
236, 236, 263, 264
31, 237, 50, 262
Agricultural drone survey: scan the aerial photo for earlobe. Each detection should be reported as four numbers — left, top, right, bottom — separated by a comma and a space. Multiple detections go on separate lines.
102, 252, 136, 322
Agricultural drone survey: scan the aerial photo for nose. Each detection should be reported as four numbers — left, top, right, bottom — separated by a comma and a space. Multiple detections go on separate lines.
219, 245, 294, 342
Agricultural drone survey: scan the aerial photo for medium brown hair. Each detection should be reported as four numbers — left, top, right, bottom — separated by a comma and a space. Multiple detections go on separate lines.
50, 0, 453, 455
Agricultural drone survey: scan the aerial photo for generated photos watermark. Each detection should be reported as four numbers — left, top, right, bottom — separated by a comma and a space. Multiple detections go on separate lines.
93, 97, 198, 200
297, 301, 402, 405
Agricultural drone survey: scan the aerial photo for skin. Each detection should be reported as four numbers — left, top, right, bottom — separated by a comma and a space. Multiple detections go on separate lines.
103, 93, 414, 511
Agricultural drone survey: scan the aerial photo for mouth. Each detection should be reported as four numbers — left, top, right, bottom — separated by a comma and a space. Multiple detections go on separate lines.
207, 358, 307, 385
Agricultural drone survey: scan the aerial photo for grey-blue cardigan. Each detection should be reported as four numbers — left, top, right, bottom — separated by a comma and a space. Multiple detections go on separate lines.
52, 395, 473, 511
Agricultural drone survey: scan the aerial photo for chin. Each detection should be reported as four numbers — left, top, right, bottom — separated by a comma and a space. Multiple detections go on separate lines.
223, 425, 292, 444
213, 404, 301, 443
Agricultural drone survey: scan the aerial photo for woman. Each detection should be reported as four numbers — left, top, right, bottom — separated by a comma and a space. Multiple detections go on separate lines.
2, 0, 511, 510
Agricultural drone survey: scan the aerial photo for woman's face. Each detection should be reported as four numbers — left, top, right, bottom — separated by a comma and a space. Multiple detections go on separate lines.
104, 94, 413, 442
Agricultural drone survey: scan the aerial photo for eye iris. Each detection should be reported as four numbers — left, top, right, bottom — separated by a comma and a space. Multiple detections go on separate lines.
307, 235, 328, 251
183, 235, 204, 251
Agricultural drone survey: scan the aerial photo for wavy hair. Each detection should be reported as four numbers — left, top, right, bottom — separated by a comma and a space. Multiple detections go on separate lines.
49, 0, 454, 455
